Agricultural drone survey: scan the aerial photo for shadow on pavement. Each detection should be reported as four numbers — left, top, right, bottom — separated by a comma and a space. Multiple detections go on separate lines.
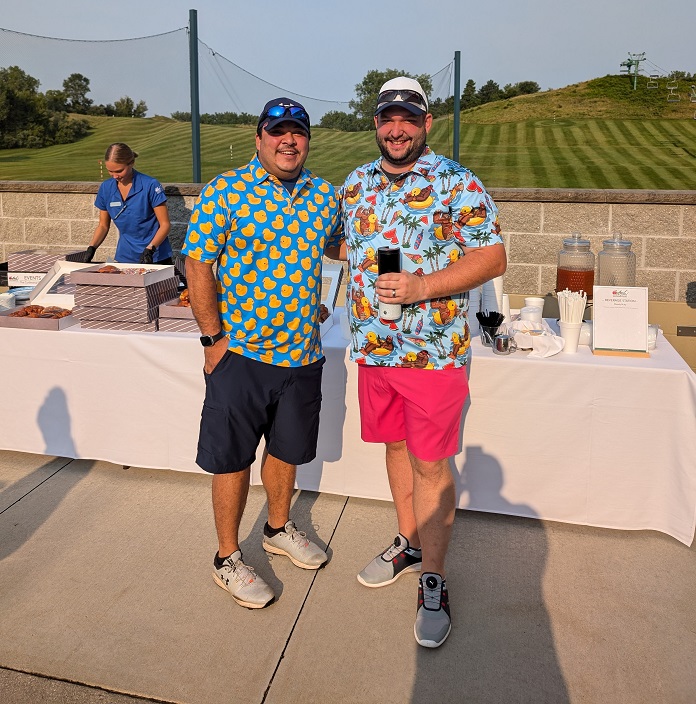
411, 445, 569, 703
0, 387, 93, 562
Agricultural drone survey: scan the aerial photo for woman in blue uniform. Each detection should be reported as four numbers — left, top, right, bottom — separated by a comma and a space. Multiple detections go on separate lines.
86, 143, 172, 264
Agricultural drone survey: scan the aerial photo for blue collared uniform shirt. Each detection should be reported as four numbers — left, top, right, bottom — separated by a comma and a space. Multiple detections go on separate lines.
94, 169, 171, 263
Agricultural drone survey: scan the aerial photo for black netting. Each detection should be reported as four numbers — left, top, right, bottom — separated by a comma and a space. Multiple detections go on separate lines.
0, 27, 454, 121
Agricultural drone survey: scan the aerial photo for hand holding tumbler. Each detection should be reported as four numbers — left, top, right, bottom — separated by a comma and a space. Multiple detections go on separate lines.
377, 246, 401, 321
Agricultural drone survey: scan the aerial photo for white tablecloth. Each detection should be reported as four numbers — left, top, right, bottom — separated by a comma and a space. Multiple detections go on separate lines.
2, 313, 696, 544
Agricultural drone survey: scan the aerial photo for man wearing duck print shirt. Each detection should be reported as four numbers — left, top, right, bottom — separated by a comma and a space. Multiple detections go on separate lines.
183, 98, 341, 609
326, 77, 507, 647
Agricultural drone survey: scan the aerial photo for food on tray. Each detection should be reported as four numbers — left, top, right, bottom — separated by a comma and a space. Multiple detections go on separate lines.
9, 304, 72, 319
95, 265, 157, 275
120, 267, 156, 275
177, 288, 191, 307
319, 304, 330, 323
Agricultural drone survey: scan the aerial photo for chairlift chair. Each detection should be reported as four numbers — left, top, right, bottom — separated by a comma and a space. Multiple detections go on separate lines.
690, 86, 696, 103
647, 74, 659, 89
667, 89, 681, 103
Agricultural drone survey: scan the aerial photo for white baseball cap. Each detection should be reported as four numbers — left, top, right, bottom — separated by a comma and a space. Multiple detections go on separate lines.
375, 77, 428, 115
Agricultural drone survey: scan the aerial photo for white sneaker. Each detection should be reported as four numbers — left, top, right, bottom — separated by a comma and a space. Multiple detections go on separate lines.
263, 521, 328, 569
213, 550, 274, 609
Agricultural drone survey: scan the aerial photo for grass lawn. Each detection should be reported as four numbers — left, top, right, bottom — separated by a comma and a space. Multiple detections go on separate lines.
1, 76, 695, 189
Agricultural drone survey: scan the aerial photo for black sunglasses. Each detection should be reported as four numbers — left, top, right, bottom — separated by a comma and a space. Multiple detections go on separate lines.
376, 89, 426, 109
262, 105, 310, 124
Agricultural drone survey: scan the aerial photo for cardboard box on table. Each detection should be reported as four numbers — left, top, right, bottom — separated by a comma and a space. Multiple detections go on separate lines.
8, 249, 84, 288
0, 308, 78, 330
158, 298, 198, 333
69, 263, 178, 333
0, 260, 95, 330
70, 264, 176, 288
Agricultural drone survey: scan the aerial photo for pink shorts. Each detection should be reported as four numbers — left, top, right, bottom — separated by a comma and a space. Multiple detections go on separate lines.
357, 365, 470, 462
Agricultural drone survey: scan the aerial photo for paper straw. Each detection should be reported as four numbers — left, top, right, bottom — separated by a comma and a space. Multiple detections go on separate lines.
557, 288, 587, 323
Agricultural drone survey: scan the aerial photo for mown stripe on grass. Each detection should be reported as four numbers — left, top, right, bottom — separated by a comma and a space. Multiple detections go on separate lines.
573, 144, 614, 189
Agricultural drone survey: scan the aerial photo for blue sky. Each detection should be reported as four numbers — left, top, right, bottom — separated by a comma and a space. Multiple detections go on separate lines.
2, 0, 694, 117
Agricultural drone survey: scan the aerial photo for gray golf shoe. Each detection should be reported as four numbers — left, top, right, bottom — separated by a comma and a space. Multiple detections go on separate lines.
212, 550, 274, 609
262, 520, 328, 569
414, 572, 451, 648
357, 534, 422, 588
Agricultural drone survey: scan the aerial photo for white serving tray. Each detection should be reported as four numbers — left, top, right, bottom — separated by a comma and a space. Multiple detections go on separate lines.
28, 260, 96, 309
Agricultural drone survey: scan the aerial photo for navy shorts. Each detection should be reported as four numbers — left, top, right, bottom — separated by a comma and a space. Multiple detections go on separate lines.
196, 351, 325, 474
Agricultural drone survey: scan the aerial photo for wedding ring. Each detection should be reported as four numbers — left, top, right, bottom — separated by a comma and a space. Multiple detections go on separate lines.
391, 289, 396, 298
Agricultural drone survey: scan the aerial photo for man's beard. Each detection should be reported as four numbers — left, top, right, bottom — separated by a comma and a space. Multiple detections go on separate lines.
376, 130, 426, 168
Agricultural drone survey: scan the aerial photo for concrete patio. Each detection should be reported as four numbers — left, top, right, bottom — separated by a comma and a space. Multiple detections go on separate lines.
1, 449, 694, 704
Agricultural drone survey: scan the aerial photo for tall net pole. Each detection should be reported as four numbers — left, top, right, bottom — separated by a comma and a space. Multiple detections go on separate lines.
452, 50, 461, 163
189, 9, 201, 183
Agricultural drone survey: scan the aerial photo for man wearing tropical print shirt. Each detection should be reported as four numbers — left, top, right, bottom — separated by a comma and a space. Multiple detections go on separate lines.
326, 76, 506, 649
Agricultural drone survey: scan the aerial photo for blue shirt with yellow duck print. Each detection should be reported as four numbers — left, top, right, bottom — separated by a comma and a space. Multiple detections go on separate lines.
329, 147, 504, 371
183, 155, 341, 367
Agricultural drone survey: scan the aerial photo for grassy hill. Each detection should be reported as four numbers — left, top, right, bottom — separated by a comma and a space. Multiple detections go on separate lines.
0, 75, 694, 189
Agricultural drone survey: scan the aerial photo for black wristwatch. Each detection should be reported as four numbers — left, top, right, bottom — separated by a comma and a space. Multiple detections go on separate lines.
200, 330, 226, 347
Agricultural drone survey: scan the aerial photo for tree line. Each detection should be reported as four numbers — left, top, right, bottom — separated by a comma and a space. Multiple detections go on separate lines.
168, 69, 541, 132
319, 70, 541, 131
170, 111, 257, 126
0, 66, 148, 149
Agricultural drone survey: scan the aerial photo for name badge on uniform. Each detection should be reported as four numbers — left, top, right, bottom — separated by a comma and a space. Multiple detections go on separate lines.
110, 201, 122, 207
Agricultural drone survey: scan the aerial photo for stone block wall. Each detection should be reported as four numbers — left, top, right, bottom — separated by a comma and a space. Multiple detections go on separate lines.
496, 189, 696, 304
0, 182, 199, 265
1, 182, 694, 303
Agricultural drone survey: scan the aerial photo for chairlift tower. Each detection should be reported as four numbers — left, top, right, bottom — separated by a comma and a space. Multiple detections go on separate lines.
619, 52, 646, 90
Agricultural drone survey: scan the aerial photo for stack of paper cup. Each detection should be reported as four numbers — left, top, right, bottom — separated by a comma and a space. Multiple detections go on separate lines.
524, 297, 545, 316
468, 285, 481, 335
559, 321, 582, 353
520, 306, 543, 323
501, 293, 511, 323
482, 276, 503, 314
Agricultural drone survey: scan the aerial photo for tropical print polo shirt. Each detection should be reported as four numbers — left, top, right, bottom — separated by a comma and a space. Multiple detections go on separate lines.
183, 155, 341, 367
332, 147, 503, 370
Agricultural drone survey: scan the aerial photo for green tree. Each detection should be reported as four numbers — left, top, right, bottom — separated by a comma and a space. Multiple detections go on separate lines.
460, 79, 479, 110
319, 110, 361, 131
0, 66, 46, 147
132, 99, 148, 118
0, 66, 90, 148
114, 96, 148, 118
501, 81, 541, 99
477, 80, 501, 105
88, 103, 116, 117
45, 89, 67, 112
517, 80, 541, 95
429, 96, 454, 118
62, 73, 92, 113
114, 96, 134, 117
349, 69, 433, 129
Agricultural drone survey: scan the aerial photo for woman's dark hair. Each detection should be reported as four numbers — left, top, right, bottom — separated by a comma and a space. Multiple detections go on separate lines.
104, 143, 138, 163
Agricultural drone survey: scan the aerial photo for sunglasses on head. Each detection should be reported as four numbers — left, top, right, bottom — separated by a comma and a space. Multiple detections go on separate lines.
376, 89, 426, 109
262, 105, 310, 124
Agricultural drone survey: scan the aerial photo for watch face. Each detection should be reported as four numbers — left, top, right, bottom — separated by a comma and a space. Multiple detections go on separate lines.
200, 332, 223, 347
